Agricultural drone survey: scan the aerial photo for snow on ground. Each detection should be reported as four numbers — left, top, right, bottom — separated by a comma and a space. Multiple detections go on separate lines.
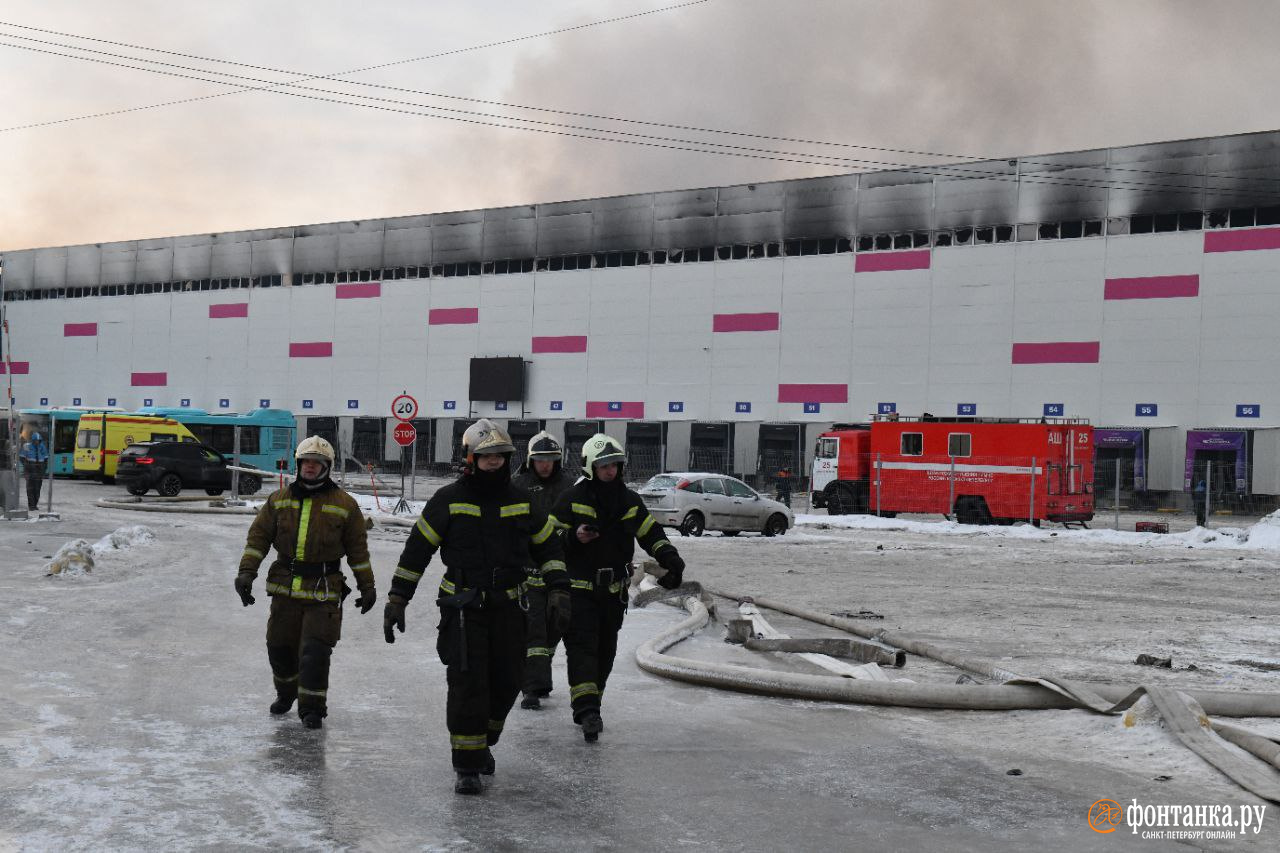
2, 479, 1279, 850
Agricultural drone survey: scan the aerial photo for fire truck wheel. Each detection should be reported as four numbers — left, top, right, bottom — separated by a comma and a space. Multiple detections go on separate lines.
763, 514, 788, 537
825, 488, 846, 515
680, 511, 705, 537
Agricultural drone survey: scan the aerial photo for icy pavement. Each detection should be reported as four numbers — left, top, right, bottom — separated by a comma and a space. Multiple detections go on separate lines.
1, 480, 1279, 851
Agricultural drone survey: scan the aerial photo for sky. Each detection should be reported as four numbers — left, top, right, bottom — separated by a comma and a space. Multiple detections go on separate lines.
2, 0, 1280, 251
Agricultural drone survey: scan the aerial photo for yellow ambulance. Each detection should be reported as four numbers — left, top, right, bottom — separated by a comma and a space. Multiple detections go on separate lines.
74, 412, 199, 481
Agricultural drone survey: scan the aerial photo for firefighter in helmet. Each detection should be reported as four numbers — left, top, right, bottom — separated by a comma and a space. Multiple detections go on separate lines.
511, 430, 575, 710
550, 433, 684, 742
235, 435, 377, 729
384, 419, 568, 795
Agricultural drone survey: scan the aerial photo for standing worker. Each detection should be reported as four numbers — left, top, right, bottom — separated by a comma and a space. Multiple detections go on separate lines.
1194, 479, 1208, 527
511, 430, 575, 711
384, 420, 568, 795
19, 423, 49, 512
774, 466, 793, 508
550, 433, 685, 743
234, 436, 377, 729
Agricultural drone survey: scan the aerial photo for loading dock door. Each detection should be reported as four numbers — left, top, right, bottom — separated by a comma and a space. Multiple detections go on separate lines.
506, 419, 542, 469
564, 420, 603, 477
688, 422, 733, 475
758, 424, 802, 492
625, 422, 664, 483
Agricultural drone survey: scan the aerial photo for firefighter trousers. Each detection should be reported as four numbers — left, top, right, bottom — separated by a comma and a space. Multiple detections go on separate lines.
521, 584, 563, 697
24, 462, 45, 511
438, 601, 526, 771
266, 596, 343, 718
564, 583, 626, 723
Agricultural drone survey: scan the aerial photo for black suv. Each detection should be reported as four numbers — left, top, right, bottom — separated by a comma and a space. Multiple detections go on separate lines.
117, 441, 262, 497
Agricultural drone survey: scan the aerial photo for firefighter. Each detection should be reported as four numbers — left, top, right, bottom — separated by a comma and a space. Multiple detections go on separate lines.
550, 433, 684, 742
234, 436, 377, 729
384, 419, 568, 795
511, 430, 575, 710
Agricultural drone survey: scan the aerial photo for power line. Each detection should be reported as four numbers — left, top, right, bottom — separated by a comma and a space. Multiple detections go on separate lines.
1, 26, 1279, 201
0, 1, 713, 134
0, 12, 1272, 190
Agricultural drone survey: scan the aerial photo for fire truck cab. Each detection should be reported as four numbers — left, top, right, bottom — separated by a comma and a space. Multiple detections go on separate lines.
811, 416, 1094, 525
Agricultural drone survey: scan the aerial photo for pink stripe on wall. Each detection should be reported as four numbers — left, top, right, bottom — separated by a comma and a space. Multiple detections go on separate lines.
209, 302, 249, 318
1204, 227, 1280, 253
532, 335, 588, 353
64, 322, 97, 336
289, 342, 333, 358
429, 307, 479, 325
713, 312, 779, 333
1104, 274, 1199, 300
131, 372, 167, 387
0, 361, 29, 374
855, 250, 931, 273
585, 401, 644, 419
336, 282, 381, 299
1011, 341, 1100, 364
778, 383, 848, 403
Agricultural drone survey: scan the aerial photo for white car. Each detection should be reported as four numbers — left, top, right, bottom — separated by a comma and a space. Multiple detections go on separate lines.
638, 472, 793, 537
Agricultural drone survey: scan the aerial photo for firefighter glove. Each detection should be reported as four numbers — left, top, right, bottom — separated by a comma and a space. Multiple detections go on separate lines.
656, 551, 685, 590
384, 597, 406, 643
234, 572, 256, 607
547, 588, 572, 634
355, 587, 377, 614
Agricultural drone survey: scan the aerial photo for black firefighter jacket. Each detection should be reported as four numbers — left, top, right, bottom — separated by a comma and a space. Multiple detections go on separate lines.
549, 479, 678, 580
390, 476, 567, 606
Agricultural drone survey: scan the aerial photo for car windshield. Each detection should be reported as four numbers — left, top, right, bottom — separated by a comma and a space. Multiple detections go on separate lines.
643, 475, 680, 490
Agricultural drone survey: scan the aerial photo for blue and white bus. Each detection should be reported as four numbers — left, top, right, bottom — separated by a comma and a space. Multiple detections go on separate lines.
134, 407, 297, 473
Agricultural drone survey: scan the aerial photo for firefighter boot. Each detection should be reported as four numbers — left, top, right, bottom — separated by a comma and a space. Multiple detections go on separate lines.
266, 644, 298, 715
301, 712, 323, 730
455, 772, 483, 795
580, 711, 603, 743
481, 754, 496, 776
520, 692, 541, 710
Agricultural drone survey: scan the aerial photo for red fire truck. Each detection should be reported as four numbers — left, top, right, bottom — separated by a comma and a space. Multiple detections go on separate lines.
810, 416, 1094, 525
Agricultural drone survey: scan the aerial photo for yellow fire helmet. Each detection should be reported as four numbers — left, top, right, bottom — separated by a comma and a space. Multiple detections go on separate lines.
461, 419, 515, 465
580, 433, 625, 479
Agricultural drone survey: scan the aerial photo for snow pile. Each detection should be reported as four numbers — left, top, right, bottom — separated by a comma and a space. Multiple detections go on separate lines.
44, 525, 157, 576
1238, 508, 1280, 550
795, 511, 1280, 553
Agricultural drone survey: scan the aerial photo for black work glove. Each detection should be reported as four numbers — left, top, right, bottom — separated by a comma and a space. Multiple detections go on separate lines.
355, 587, 377, 614
547, 588, 572, 635
234, 572, 256, 606
656, 552, 685, 590
384, 597, 406, 643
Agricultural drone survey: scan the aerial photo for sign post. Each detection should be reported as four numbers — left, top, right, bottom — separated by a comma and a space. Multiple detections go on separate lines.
391, 394, 419, 509
392, 421, 416, 514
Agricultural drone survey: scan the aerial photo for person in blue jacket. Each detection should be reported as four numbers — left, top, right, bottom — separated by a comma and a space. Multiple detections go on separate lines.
19, 423, 49, 512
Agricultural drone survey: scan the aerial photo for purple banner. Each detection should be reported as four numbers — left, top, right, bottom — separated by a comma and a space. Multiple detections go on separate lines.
1096, 429, 1146, 490
1184, 430, 1247, 492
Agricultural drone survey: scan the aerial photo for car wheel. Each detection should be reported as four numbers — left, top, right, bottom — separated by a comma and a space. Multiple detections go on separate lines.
126, 484, 149, 497
763, 513, 788, 537
158, 473, 182, 497
205, 488, 225, 496
721, 530, 739, 537
240, 475, 262, 496
680, 511, 705, 537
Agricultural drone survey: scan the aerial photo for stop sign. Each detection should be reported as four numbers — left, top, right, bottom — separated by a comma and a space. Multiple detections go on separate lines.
393, 421, 417, 447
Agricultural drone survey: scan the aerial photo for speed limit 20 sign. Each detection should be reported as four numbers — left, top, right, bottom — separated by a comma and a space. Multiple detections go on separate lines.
391, 394, 419, 421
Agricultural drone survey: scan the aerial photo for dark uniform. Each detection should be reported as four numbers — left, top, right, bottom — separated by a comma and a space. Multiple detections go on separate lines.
551, 467, 683, 735
388, 471, 567, 775
512, 463, 574, 703
237, 478, 374, 723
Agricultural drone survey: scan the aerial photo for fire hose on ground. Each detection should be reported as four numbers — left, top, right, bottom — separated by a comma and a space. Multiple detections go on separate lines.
633, 576, 1280, 802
